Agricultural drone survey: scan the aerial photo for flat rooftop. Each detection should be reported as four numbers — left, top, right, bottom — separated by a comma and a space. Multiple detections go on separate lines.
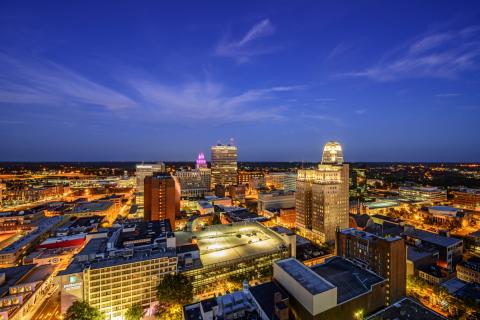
339, 228, 402, 242
179, 222, 287, 267
0, 264, 36, 297
71, 201, 112, 213
312, 257, 385, 303
276, 258, 334, 295
366, 297, 447, 320
404, 229, 462, 247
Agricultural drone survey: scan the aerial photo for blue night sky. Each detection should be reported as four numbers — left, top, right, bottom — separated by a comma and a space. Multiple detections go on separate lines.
1, 1, 479, 162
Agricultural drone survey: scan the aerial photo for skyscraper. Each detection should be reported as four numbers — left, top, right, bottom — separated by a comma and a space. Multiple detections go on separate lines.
296, 141, 349, 243
144, 173, 180, 228
210, 143, 238, 188
135, 162, 166, 216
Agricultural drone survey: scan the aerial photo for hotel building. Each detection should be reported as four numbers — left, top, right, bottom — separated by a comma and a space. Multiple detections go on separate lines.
59, 220, 177, 320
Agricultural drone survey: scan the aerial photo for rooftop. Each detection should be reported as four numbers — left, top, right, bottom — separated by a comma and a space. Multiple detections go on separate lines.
404, 228, 462, 247
276, 258, 334, 295
191, 222, 288, 267
366, 297, 447, 320
0, 264, 36, 297
339, 228, 402, 242
250, 281, 288, 320
312, 257, 385, 303
71, 201, 112, 213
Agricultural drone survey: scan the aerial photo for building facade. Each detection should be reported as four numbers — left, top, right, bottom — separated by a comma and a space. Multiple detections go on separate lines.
452, 188, 480, 211
175, 168, 211, 199
210, 144, 238, 188
295, 141, 349, 243
135, 163, 165, 215
336, 228, 406, 305
144, 173, 180, 228
398, 186, 447, 203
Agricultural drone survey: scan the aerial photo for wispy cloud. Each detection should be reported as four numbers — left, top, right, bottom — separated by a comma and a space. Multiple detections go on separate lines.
435, 93, 461, 98
315, 98, 336, 102
215, 19, 277, 62
0, 52, 304, 125
340, 26, 480, 81
325, 42, 353, 61
300, 113, 344, 126
0, 53, 137, 110
130, 80, 300, 123
355, 109, 367, 115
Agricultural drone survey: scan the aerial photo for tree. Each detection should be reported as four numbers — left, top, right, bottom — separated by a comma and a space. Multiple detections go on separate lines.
125, 303, 144, 320
157, 274, 193, 306
211, 213, 221, 225
65, 300, 105, 320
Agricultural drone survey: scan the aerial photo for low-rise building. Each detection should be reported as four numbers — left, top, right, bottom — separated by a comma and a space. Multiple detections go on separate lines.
403, 228, 463, 271
274, 257, 386, 320
456, 257, 480, 284
258, 191, 295, 215
366, 297, 447, 320
452, 187, 480, 211
0, 264, 56, 320
0, 216, 66, 268
179, 222, 293, 297
398, 186, 447, 203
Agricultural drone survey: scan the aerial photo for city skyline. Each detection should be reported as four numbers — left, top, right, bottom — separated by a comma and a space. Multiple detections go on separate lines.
1, 1, 480, 162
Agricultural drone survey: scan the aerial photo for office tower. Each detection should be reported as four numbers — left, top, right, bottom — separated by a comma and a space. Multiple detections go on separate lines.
336, 228, 407, 305
196, 152, 208, 169
210, 143, 238, 188
295, 141, 349, 243
144, 173, 179, 228
135, 162, 165, 215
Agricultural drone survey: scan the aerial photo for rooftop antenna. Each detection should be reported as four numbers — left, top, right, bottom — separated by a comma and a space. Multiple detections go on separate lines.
229, 137, 235, 146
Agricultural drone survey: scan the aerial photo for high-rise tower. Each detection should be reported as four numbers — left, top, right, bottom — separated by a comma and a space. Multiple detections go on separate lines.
296, 141, 349, 243
144, 173, 180, 228
210, 143, 238, 188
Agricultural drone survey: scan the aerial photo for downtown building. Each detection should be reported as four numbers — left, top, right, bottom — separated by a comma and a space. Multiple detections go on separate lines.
335, 228, 406, 305
144, 173, 180, 229
175, 154, 211, 199
59, 219, 177, 320
266, 172, 297, 192
452, 187, 480, 211
398, 186, 447, 203
210, 143, 238, 189
134, 162, 165, 216
295, 142, 349, 243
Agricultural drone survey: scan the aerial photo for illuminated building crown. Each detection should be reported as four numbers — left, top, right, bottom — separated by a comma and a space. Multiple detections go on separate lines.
321, 141, 344, 165
196, 152, 207, 169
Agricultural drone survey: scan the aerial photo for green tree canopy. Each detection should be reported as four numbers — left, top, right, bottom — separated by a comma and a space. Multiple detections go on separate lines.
125, 303, 144, 320
65, 300, 105, 320
157, 273, 193, 305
